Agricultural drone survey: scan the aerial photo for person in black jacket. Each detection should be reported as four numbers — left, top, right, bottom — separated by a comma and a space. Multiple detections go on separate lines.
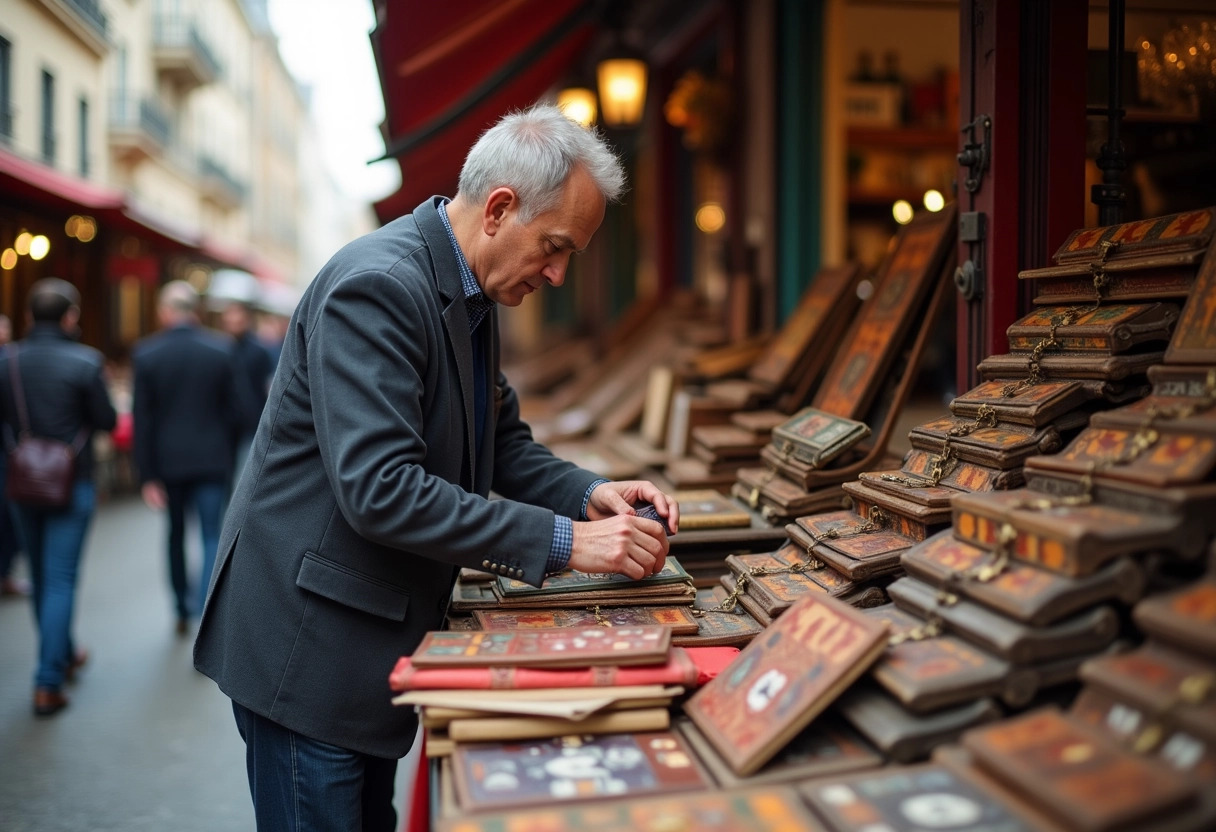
133, 281, 243, 636
217, 299, 273, 484
0, 279, 117, 717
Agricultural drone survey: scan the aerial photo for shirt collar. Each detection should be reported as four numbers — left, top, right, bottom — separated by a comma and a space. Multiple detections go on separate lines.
438, 200, 495, 333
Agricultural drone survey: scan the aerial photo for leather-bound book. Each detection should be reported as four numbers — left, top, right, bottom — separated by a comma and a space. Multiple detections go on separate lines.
473, 605, 701, 636
734, 467, 851, 521
1026, 425, 1216, 489
951, 487, 1188, 576
410, 626, 672, 669
674, 715, 880, 789
789, 511, 916, 582
768, 407, 871, 468
435, 785, 825, 832
1133, 577, 1216, 656
799, 759, 1048, 830
731, 408, 788, 437
908, 413, 1076, 469
683, 592, 888, 776
678, 586, 763, 647
726, 544, 860, 615
1166, 220, 1216, 364
950, 379, 1096, 428
1005, 302, 1179, 354
978, 350, 1162, 383
691, 425, 769, 460
834, 683, 1003, 764
842, 479, 952, 540
450, 579, 500, 611
1019, 207, 1215, 304
962, 705, 1199, 831
450, 730, 711, 813
495, 559, 693, 600
887, 450, 1025, 492
887, 575, 1120, 664
671, 489, 752, 529
900, 529, 1145, 626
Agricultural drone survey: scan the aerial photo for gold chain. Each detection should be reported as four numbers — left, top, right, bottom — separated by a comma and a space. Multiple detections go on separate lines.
882, 407, 994, 489
888, 614, 943, 645
1130, 670, 1215, 754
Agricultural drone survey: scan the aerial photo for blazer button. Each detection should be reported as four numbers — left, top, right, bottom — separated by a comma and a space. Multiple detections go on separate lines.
481, 559, 492, 569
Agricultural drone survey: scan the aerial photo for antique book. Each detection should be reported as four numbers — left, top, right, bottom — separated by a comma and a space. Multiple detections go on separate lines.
731, 583, 774, 628
663, 457, 740, 490
726, 543, 860, 614
962, 705, 1199, 832
977, 350, 1162, 383
401, 685, 683, 723
388, 646, 739, 692
449, 730, 710, 813
446, 707, 670, 743
768, 407, 872, 468
683, 592, 889, 776
678, 586, 763, 648
862, 603, 1034, 712
691, 425, 768, 460
445, 615, 478, 631
858, 467, 959, 509
1019, 207, 1215, 303
907, 413, 1073, 469
1071, 684, 1216, 781
952, 487, 1189, 576
800, 759, 1051, 831
734, 467, 851, 520
731, 408, 787, 436
900, 529, 1145, 626
1079, 642, 1216, 752
496, 559, 693, 600
664, 389, 737, 458
834, 682, 1003, 764
1132, 577, 1216, 656
1005, 302, 1179, 354
1164, 237, 1216, 364
887, 575, 1120, 664
435, 785, 824, 832
672, 489, 752, 529
489, 588, 698, 610
472, 605, 701, 636
450, 580, 502, 612
409, 626, 673, 669
888, 450, 1025, 492
674, 715, 880, 789
1026, 425, 1216, 489
813, 206, 957, 419
841, 479, 953, 540
789, 511, 916, 582
950, 379, 1095, 428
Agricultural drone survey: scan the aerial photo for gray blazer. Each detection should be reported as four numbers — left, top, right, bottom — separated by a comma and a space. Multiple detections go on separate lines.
194, 197, 601, 758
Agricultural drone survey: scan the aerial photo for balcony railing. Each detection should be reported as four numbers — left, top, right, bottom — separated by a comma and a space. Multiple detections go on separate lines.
109, 94, 172, 158
152, 14, 221, 88
199, 154, 248, 207
64, 0, 108, 38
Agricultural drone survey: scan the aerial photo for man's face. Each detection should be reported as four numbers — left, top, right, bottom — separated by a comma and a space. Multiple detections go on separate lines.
478, 166, 606, 307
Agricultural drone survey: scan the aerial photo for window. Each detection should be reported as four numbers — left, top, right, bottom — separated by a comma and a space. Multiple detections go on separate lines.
41, 69, 56, 164
0, 37, 11, 142
79, 96, 89, 176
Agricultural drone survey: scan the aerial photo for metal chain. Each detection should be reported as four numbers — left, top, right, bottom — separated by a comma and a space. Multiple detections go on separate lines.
881, 406, 994, 489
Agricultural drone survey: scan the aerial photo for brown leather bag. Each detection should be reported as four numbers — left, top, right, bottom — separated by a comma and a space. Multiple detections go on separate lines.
5, 348, 84, 507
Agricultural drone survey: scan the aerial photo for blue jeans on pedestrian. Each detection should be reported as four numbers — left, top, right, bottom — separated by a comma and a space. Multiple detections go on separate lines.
13, 480, 95, 691
165, 479, 226, 620
232, 701, 398, 832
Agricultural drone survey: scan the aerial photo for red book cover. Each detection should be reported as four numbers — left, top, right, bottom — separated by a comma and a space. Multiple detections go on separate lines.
388, 646, 738, 692
410, 626, 673, 668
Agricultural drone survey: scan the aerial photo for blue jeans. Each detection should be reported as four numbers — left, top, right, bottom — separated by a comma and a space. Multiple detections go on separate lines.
232, 702, 398, 832
13, 480, 95, 691
165, 479, 227, 619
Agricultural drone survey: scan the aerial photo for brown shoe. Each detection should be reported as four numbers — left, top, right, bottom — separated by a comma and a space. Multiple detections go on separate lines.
33, 687, 69, 717
65, 648, 89, 683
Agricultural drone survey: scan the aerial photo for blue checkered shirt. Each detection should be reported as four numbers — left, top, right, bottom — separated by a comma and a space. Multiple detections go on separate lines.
438, 201, 605, 573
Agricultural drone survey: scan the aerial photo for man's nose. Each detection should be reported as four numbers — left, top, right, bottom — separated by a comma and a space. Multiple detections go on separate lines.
542, 260, 567, 287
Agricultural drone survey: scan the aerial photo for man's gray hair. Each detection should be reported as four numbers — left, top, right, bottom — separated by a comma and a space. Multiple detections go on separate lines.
457, 103, 626, 224
159, 280, 200, 315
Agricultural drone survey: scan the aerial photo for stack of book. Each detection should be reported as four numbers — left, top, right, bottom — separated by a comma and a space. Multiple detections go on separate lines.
389, 626, 739, 758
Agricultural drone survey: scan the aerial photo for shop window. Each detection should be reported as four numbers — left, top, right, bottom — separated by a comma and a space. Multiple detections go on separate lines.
41, 69, 56, 165
0, 37, 11, 142
79, 96, 89, 177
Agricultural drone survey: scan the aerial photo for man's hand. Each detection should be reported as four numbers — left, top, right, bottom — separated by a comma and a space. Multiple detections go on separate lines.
566, 481, 680, 580
141, 481, 167, 510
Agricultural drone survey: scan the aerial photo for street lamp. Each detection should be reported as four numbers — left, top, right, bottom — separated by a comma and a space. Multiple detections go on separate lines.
597, 56, 647, 127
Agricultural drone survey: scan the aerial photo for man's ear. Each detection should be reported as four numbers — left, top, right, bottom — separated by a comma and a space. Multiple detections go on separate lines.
482, 187, 516, 237
62, 306, 81, 332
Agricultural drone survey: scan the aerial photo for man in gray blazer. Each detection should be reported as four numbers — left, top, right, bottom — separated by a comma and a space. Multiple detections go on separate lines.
194, 104, 679, 831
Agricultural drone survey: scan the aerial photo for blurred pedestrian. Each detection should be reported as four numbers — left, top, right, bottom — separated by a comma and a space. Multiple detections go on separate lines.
0, 280, 117, 716
133, 281, 243, 635
217, 299, 273, 484
0, 312, 32, 597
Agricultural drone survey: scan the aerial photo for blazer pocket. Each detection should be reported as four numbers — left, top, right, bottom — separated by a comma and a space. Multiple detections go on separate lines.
295, 551, 411, 621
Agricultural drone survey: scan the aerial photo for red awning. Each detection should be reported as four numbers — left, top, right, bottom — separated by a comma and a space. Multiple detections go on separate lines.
372, 0, 594, 223
0, 146, 125, 213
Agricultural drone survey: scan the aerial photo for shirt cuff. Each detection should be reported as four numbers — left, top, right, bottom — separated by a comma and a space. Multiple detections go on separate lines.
547, 515, 574, 574
582, 478, 610, 520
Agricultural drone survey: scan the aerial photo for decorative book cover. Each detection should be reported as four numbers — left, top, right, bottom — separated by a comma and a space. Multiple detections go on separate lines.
814, 206, 955, 419
388, 646, 738, 692
951, 487, 1186, 577
678, 586, 763, 648
1005, 302, 1179, 354
1132, 577, 1216, 656
672, 489, 752, 530
436, 785, 825, 832
770, 407, 871, 467
1026, 425, 1216, 488
859, 468, 959, 508
683, 592, 889, 776
896, 450, 1025, 492
410, 626, 672, 669
727, 544, 858, 612
887, 576, 1119, 665
961, 706, 1197, 832
909, 415, 1065, 470
1048, 207, 1214, 265
450, 730, 710, 813
472, 605, 701, 636
1088, 389, 1216, 435
675, 716, 880, 789
451, 580, 502, 611
498, 559, 693, 599
977, 350, 1162, 383
800, 762, 1043, 832
900, 529, 1145, 627
1165, 237, 1216, 364
842, 479, 952, 539
835, 684, 1003, 764
950, 380, 1094, 428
